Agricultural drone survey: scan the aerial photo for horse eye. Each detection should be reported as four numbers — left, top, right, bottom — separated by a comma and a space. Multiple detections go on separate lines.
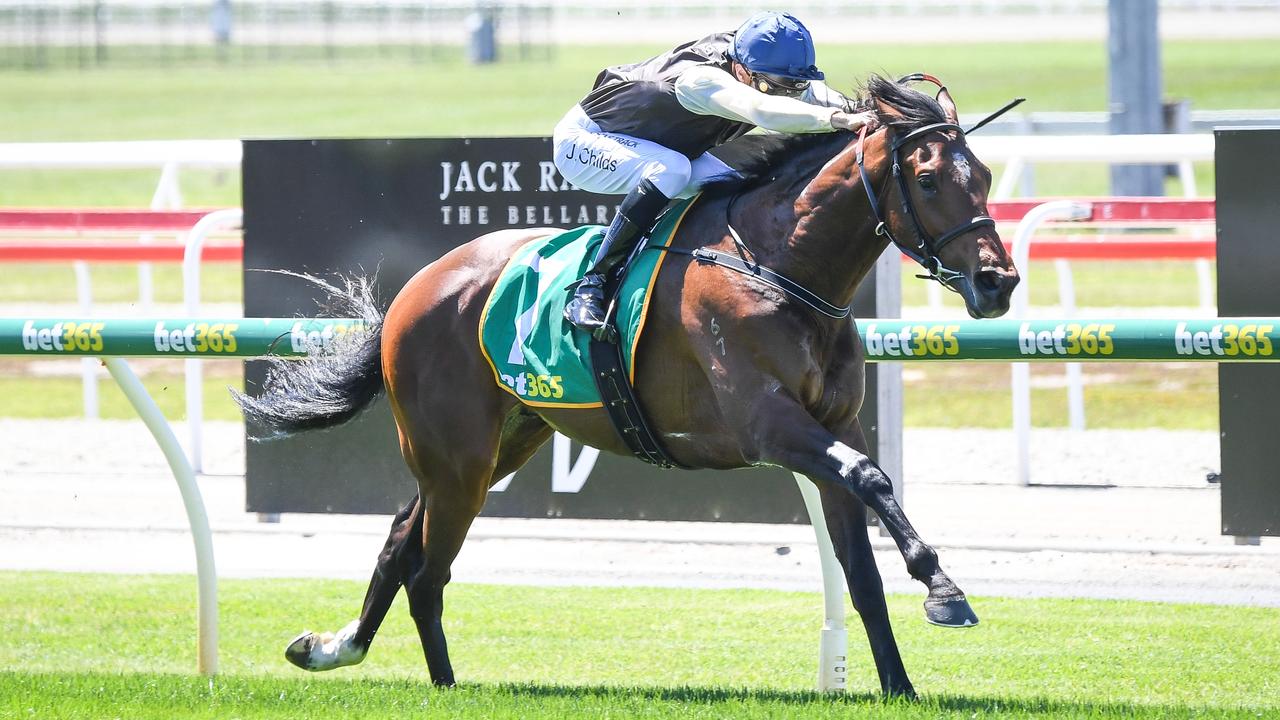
918, 175, 937, 192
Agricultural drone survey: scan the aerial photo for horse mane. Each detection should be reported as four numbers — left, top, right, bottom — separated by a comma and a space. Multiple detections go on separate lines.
699, 74, 948, 199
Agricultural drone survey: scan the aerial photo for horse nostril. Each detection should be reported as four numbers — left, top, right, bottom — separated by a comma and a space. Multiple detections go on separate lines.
975, 269, 1003, 294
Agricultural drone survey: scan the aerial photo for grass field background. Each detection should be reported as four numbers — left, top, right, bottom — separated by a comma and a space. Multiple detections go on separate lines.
3, 39, 1278, 205
1, 571, 1277, 719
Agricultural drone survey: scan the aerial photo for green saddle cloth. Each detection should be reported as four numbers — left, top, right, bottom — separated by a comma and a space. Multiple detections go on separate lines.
479, 196, 698, 407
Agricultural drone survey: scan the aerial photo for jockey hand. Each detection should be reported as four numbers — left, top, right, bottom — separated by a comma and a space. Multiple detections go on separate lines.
831, 110, 880, 133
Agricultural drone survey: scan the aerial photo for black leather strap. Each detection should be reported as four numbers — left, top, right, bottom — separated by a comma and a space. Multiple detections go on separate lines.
588, 337, 686, 469
664, 247, 852, 319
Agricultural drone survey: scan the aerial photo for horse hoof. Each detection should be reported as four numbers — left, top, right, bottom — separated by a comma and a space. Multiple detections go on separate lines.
285, 630, 321, 670
924, 596, 979, 628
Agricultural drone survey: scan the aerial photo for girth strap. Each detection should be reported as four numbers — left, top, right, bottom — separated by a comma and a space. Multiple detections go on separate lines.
587, 335, 687, 469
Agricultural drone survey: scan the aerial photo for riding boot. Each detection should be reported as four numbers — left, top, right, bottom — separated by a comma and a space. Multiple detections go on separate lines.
565, 179, 670, 342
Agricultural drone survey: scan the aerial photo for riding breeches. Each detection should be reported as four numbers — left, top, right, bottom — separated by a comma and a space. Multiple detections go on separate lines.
552, 104, 735, 200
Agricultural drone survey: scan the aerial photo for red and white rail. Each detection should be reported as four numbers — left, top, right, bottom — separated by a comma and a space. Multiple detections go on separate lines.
0, 207, 243, 473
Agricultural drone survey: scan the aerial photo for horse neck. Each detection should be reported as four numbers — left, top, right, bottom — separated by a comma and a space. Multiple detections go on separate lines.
734, 134, 891, 311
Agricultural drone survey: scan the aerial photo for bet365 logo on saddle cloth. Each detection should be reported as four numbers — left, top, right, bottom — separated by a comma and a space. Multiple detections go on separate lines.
478, 197, 696, 407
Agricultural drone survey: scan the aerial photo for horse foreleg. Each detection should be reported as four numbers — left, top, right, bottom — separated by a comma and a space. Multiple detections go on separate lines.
285, 495, 422, 671
757, 404, 977, 630
834, 422, 976, 628
802, 475, 915, 697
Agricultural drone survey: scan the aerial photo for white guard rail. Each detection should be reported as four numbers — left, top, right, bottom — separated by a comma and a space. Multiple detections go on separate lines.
967, 133, 1215, 200
183, 209, 245, 473
1008, 201, 1093, 487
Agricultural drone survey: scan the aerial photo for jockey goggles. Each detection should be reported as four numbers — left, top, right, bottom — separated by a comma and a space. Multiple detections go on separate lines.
751, 71, 810, 97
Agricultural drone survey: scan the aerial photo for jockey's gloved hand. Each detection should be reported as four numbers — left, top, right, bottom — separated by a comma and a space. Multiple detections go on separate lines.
831, 110, 880, 133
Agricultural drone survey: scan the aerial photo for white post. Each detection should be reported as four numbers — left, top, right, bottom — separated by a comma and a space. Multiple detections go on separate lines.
182, 208, 242, 473
1054, 258, 1085, 431
925, 281, 943, 313
1185, 158, 1213, 313
1010, 201, 1092, 485
793, 473, 847, 693
992, 155, 1025, 201
1195, 259, 1214, 313
73, 261, 99, 419
874, 245, 903, 505
1177, 159, 1197, 198
103, 357, 218, 676
140, 160, 185, 310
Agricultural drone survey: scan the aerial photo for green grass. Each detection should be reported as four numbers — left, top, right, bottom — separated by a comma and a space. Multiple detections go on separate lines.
0, 572, 1276, 719
903, 362, 1218, 430
0, 369, 243, 420
900, 260, 1213, 310
0, 262, 241, 304
1, 39, 1275, 205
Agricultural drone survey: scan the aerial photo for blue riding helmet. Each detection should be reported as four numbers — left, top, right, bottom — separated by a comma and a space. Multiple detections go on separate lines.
730, 11, 824, 82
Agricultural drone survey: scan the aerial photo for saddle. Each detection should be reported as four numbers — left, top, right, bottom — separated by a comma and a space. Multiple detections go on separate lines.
477, 198, 696, 412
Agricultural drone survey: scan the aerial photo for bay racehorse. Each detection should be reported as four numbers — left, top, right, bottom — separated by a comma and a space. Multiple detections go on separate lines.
235, 74, 1019, 697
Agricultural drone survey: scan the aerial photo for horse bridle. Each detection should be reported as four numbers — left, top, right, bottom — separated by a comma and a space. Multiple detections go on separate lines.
854, 74, 1024, 292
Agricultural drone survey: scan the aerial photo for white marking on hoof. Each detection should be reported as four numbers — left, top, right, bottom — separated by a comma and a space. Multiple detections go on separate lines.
301, 619, 366, 671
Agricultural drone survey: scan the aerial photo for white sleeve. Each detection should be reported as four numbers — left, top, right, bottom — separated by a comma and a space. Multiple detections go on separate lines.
674, 65, 839, 134
803, 80, 853, 111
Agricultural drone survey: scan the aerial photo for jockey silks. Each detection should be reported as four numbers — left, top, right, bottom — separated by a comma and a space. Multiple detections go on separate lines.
579, 33, 751, 160
557, 30, 847, 200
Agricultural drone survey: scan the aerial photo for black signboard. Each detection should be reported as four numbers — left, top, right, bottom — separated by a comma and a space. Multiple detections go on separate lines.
1216, 128, 1280, 538
242, 137, 879, 522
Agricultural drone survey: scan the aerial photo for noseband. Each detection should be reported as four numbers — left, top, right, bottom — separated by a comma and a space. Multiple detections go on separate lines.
854, 122, 995, 291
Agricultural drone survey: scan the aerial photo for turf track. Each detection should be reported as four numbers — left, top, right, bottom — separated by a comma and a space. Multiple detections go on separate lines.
1, 572, 1276, 719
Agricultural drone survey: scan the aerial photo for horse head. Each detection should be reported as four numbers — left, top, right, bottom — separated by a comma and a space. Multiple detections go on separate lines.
859, 74, 1019, 318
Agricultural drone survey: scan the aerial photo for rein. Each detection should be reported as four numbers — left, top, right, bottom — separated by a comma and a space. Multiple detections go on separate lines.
662, 245, 852, 319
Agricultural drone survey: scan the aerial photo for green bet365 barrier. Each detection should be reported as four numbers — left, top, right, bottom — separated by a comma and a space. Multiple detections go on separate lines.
0, 318, 365, 358
860, 318, 1280, 361
2, 316, 1279, 362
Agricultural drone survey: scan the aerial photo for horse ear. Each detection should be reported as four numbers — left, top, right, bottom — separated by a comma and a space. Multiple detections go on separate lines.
937, 87, 959, 125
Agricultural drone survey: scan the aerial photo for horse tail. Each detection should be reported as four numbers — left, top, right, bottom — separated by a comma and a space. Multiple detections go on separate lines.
233, 271, 386, 440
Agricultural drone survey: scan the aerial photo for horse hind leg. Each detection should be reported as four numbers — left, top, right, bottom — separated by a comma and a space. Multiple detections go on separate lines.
285, 495, 422, 671
403, 409, 552, 686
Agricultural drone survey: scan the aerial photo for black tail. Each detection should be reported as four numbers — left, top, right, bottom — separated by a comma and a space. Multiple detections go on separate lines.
232, 271, 386, 440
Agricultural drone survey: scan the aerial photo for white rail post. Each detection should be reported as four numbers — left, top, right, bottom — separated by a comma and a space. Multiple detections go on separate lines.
794, 473, 847, 693
73, 261, 99, 419
875, 244, 904, 506
182, 208, 243, 474
1177, 158, 1197, 198
992, 155, 1025, 201
1054, 258, 1086, 431
103, 357, 218, 676
1010, 201, 1092, 485
1181, 158, 1215, 314
140, 160, 184, 309
1195, 259, 1214, 313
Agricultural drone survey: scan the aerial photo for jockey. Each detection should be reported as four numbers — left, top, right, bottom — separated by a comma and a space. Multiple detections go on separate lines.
553, 11, 879, 341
